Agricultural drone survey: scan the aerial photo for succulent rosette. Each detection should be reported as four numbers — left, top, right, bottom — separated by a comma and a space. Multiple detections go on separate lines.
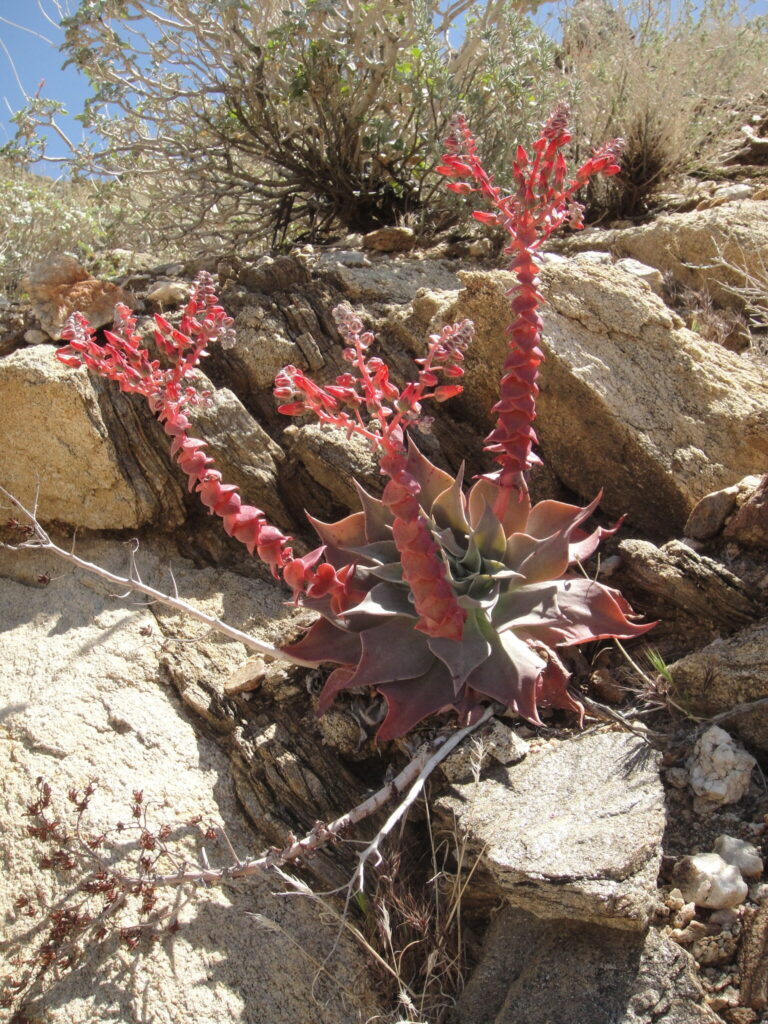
282, 440, 651, 741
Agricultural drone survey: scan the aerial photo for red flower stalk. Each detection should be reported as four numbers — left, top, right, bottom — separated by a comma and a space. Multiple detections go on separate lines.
275, 305, 474, 639
439, 105, 623, 504
57, 273, 293, 577
379, 450, 466, 641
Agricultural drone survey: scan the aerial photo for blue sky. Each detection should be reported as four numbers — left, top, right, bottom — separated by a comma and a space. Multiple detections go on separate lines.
1, 0, 766, 176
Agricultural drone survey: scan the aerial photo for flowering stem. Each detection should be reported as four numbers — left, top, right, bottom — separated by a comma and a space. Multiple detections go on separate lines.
439, 106, 623, 503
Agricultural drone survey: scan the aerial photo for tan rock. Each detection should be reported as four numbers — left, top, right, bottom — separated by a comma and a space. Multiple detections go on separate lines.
0, 537, 380, 1024
362, 226, 416, 252
613, 200, 768, 310
146, 279, 192, 307
0, 348, 288, 533
23, 252, 89, 292
685, 484, 740, 540
450, 907, 718, 1024
434, 261, 768, 535
23, 254, 133, 340
670, 623, 768, 754
724, 474, 768, 548
284, 422, 380, 509
0, 346, 185, 529
436, 732, 664, 931
673, 852, 749, 909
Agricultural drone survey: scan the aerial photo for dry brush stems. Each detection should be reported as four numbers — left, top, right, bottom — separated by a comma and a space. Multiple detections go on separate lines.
0, 485, 315, 667
13, 0, 557, 243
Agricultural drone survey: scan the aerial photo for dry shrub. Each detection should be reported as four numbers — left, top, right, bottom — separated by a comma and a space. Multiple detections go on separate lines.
9, 0, 560, 252
0, 159, 174, 299
559, 0, 768, 217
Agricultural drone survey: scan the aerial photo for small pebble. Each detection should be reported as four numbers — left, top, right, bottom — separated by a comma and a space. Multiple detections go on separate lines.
666, 767, 689, 789
714, 834, 764, 879
688, 726, 756, 805
672, 852, 748, 909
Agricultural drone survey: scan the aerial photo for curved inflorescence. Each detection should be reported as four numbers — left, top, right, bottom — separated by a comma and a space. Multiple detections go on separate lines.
57, 274, 294, 577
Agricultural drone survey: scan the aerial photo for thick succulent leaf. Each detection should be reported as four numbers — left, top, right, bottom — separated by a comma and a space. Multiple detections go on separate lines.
349, 540, 400, 564
492, 581, 561, 632
307, 511, 368, 567
343, 581, 416, 619
281, 615, 362, 665
537, 653, 584, 720
431, 465, 470, 533
368, 562, 405, 583
516, 576, 656, 647
375, 660, 457, 741
353, 480, 393, 543
505, 495, 603, 583
300, 593, 350, 621
463, 577, 501, 607
405, 437, 455, 510
569, 518, 623, 564
453, 687, 491, 727
472, 500, 507, 561
343, 617, 435, 690
435, 526, 466, 557
469, 477, 531, 537
482, 560, 526, 580
428, 609, 492, 693
525, 494, 601, 542
317, 666, 358, 713
465, 626, 546, 725
505, 528, 575, 584
458, 536, 483, 574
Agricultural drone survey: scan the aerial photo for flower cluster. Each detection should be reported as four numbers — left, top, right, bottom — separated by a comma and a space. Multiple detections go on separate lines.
438, 104, 623, 496
57, 273, 293, 577
275, 304, 474, 640
274, 307, 472, 445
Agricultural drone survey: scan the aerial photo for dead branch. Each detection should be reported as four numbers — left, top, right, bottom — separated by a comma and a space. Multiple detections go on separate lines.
117, 706, 496, 890
0, 485, 314, 667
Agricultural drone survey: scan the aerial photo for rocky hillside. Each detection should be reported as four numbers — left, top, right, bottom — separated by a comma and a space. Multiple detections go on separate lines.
2, 170, 768, 1023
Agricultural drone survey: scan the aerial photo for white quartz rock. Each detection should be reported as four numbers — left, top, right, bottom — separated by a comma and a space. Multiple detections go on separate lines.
714, 834, 764, 879
688, 725, 756, 805
672, 852, 749, 909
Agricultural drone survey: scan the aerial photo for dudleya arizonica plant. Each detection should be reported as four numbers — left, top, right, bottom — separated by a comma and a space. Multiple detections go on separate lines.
56, 105, 652, 741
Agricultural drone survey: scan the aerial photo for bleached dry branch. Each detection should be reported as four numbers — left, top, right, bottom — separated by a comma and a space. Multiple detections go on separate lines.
0, 485, 314, 667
